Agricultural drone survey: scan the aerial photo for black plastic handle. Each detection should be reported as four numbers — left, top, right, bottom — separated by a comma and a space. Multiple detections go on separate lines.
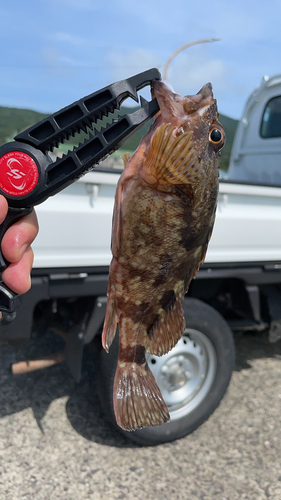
14, 68, 161, 153
0, 68, 162, 313
0, 282, 22, 313
0, 105, 159, 210
0, 141, 54, 312
0, 142, 52, 208
0, 206, 33, 312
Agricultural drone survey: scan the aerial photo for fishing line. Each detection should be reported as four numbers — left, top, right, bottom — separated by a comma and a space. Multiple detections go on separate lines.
164, 38, 221, 81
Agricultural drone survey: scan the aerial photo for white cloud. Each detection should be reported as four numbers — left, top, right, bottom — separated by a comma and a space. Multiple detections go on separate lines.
107, 45, 229, 96
4, 0, 281, 120
107, 48, 164, 81
42, 46, 92, 75
51, 32, 85, 46
106, 49, 164, 105
105, 44, 240, 116
166, 51, 229, 94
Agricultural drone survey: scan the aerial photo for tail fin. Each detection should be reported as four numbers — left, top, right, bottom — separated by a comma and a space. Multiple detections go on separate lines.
113, 360, 170, 431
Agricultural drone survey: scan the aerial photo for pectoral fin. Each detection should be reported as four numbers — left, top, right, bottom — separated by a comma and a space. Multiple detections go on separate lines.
145, 123, 202, 185
102, 285, 118, 352
111, 181, 123, 256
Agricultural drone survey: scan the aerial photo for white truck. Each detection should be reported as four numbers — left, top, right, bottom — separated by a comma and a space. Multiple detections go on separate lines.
2, 74, 281, 445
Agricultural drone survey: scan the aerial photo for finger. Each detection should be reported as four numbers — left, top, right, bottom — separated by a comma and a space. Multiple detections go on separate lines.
1, 210, 39, 263
2, 246, 34, 295
0, 195, 8, 224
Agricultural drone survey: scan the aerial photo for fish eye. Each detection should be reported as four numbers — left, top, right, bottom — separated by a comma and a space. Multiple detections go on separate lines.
210, 129, 222, 142
209, 124, 225, 151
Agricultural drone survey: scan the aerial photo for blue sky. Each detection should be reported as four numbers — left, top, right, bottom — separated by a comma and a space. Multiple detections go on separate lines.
1, 0, 281, 119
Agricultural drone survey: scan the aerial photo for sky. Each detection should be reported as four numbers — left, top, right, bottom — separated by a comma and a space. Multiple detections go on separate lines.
1, 0, 281, 120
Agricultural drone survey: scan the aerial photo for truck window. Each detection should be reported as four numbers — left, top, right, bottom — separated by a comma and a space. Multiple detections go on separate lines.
260, 96, 281, 138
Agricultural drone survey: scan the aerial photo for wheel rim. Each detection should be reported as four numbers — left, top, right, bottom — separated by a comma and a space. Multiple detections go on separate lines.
146, 328, 217, 421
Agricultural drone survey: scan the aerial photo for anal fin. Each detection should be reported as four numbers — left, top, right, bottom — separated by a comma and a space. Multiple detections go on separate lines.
114, 360, 170, 431
146, 284, 186, 356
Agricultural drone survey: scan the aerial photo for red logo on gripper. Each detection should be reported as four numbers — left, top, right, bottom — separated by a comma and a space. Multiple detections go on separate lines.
0, 151, 39, 197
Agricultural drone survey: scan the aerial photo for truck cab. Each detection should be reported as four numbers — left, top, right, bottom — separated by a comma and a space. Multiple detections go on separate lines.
227, 74, 281, 185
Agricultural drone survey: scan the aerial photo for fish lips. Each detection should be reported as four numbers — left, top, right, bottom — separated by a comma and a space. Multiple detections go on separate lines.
152, 80, 217, 125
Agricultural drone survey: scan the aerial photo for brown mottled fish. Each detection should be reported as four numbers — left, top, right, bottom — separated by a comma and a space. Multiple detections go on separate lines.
101, 80, 225, 431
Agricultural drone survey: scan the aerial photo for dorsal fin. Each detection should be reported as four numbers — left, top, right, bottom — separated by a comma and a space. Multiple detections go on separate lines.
121, 152, 131, 167
145, 123, 202, 185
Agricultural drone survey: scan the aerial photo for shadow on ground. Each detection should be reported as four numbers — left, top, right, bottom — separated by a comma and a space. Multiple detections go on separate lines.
233, 329, 281, 371
0, 328, 281, 447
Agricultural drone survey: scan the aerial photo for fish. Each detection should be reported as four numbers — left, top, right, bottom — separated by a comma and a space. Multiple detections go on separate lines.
101, 79, 225, 431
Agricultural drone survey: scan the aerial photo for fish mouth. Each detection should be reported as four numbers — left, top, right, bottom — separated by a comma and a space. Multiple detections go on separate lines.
152, 80, 216, 123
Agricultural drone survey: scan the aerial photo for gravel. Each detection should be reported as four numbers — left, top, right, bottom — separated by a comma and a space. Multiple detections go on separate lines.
0, 329, 281, 500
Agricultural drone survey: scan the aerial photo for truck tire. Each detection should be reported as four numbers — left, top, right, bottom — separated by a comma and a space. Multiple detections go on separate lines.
98, 297, 235, 445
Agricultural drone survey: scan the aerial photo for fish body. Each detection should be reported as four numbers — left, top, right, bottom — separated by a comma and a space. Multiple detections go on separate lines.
102, 80, 225, 431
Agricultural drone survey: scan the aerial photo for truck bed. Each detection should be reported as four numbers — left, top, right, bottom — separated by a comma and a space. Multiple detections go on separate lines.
32, 170, 281, 269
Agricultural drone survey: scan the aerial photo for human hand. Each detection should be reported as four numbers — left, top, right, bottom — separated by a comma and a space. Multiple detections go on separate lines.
0, 195, 39, 296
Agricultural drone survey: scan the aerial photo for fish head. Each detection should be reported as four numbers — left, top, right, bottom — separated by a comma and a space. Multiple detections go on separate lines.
151, 80, 225, 173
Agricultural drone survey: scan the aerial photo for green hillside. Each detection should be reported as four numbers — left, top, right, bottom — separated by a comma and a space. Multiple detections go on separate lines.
0, 105, 238, 171
0, 106, 48, 144
218, 114, 238, 171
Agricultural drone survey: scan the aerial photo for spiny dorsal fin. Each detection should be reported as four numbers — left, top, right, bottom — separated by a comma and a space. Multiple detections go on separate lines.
145, 123, 202, 185
121, 152, 131, 167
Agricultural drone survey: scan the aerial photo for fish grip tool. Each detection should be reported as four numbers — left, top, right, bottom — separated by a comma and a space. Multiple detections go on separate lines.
0, 68, 161, 313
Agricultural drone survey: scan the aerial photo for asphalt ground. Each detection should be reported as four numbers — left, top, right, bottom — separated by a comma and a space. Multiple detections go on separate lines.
0, 329, 281, 500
